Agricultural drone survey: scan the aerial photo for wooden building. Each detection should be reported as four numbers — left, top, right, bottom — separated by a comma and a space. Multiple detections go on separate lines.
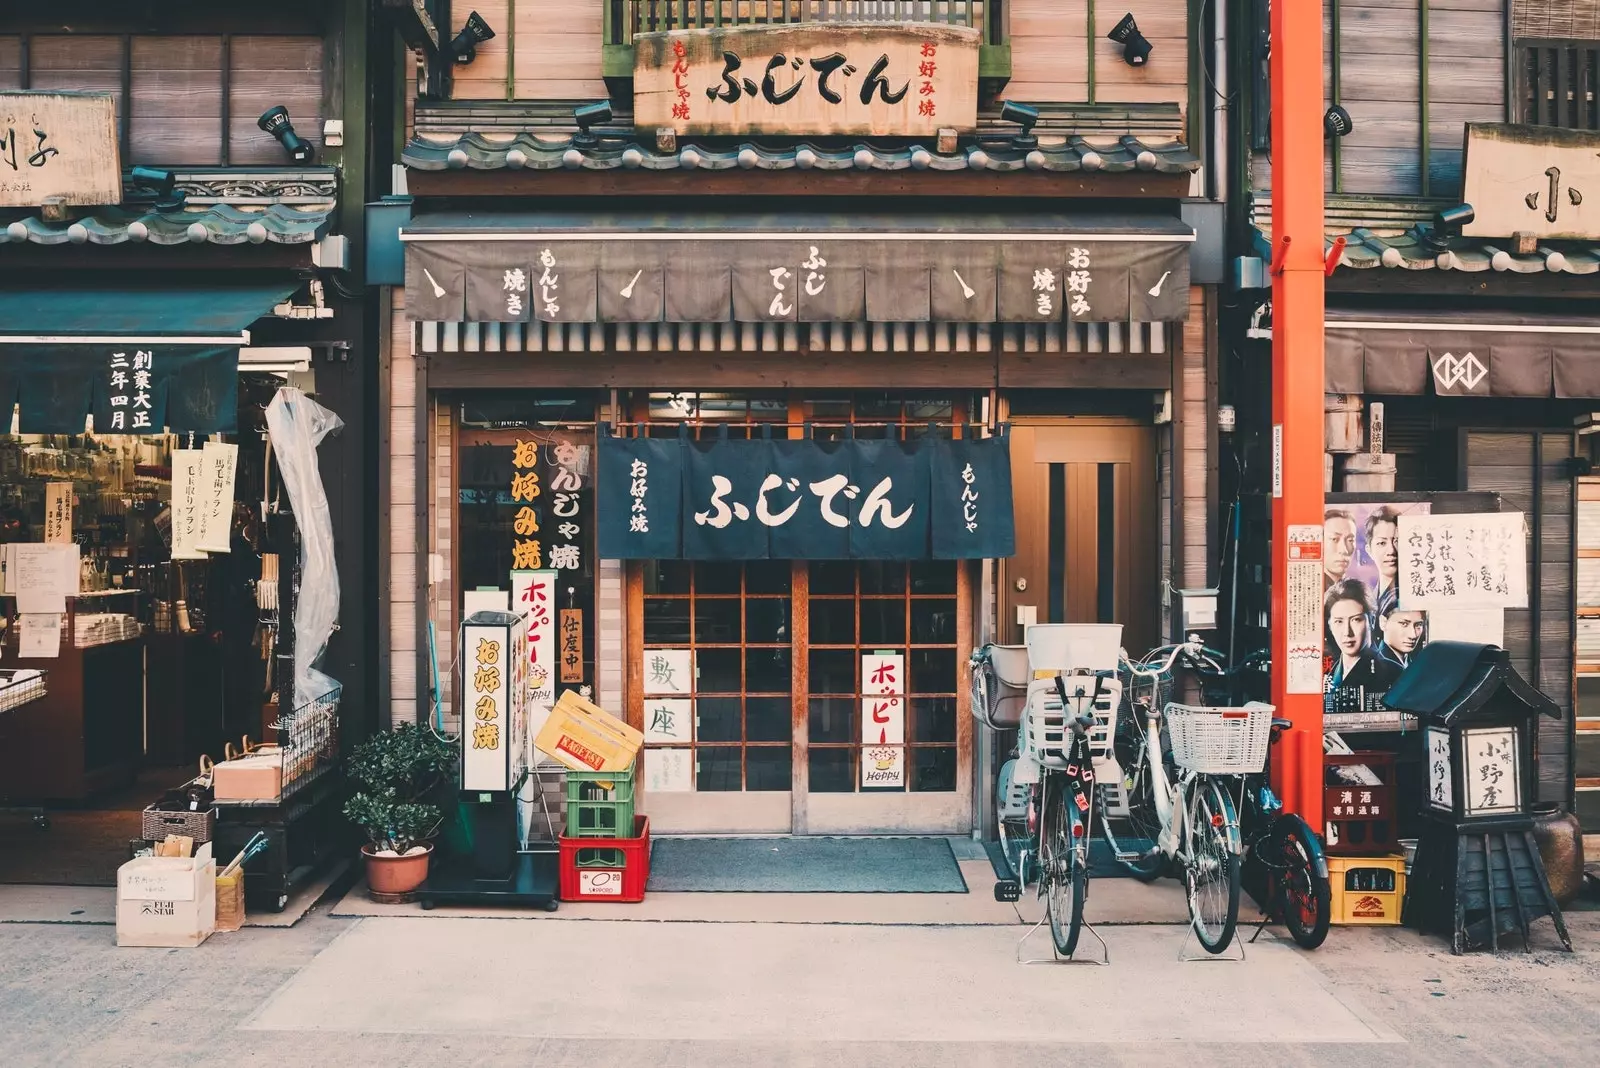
0, 0, 382, 793
1226, 0, 1600, 829
374, 1, 1227, 836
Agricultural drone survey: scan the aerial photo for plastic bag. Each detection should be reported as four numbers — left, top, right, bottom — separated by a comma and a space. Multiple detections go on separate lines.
264, 386, 344, 711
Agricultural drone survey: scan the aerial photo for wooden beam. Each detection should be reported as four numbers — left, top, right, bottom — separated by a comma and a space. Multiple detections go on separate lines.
405, 168, 1192, 200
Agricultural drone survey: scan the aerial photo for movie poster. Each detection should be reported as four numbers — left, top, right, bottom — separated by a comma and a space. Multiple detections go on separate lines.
1321, 501, 1431, 701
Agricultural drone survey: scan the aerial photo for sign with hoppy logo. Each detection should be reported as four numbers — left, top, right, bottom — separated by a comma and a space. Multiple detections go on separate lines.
634, 24, 980, 138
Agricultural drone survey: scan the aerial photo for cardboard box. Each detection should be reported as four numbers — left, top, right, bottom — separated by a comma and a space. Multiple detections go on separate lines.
116, 842, 216, 947
534, 691, 643, 773
212, 750, 283, 801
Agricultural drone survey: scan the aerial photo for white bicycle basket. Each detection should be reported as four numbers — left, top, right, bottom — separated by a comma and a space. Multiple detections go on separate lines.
1021, 671, 1123, 779
1165, 701, 1275, 775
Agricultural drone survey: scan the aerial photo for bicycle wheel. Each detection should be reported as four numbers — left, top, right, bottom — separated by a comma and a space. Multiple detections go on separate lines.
1185, 779, 1242, 954
1040, 774, 1086, 957
1276, 828, 1332, 950
1098, 715, 1165, 882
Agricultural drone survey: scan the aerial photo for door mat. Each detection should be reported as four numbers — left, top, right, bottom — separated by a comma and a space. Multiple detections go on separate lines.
648, 836, 969, 893
983, 838, 1138, 881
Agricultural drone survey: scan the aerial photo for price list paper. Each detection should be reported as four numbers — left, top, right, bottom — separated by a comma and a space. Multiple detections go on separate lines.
1286, 524, 1324, 694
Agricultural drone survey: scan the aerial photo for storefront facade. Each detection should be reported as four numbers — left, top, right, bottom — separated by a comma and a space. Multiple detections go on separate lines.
379, 3, 1225, 837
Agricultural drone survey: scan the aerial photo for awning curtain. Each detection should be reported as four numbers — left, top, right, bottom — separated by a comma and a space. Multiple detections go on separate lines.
0, 284, 298, 433
596, 427, 1015, 560
1326, 310, 1600, 399
402, 212, 1194, 326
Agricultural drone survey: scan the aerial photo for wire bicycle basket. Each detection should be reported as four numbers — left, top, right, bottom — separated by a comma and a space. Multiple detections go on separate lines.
1164, 702, 1274, 775
272, 681, 341, 800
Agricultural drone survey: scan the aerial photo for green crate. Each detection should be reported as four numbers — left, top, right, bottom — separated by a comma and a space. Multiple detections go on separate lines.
564, 765, 637, 838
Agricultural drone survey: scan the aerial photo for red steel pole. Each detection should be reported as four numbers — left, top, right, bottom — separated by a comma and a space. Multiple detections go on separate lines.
1268, 0, 1327, 828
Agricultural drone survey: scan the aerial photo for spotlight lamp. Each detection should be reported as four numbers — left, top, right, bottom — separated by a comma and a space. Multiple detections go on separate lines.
1324, 104, 1354, 139
128, 166, 185, 212
257, 106, 315, 163
999, 99, 1040, 148
451, 11, 497, 65
1108, 14, 1153, 67
573, 100, 614, 147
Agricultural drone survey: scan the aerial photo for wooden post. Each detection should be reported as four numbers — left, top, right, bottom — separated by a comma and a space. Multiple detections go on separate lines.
1268, 0, 1327, 829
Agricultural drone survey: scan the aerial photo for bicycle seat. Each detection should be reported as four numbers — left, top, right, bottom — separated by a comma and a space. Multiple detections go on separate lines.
1270, 717, 1293, 732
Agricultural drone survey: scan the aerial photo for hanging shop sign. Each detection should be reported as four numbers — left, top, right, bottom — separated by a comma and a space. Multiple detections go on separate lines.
406, 230, 1192, 326
862, 652, 906, 790
511, 569, 558, 743
634, 23, 979, 137
0, 92, 122, 208
170, 449, 207, 561
195, 441, 239, 554
1462, 123, 1600, 241
0, 345, 239, 435
597, 430, 1014, 561
44, 483, 72, 544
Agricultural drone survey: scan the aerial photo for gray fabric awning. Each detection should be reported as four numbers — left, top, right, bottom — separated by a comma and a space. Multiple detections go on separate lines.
1326, 309, 1600, 399
401, 212, 1194, 325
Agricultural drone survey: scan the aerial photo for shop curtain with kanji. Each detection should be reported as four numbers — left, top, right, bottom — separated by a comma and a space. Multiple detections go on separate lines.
595, 426, 1015, 561
0, 345, 240, 434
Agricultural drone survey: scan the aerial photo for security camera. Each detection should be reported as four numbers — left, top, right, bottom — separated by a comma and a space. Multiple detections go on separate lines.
451, 12, 497, 65
1108, 14, 1152, 66
573, 100, 614, 147
1324, 104, 1354, 138
257, 107, 314, 163
999, 99, 1040, 148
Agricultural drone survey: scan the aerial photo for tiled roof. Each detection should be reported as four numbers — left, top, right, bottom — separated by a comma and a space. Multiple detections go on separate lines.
0, 203, 335, 247
401, 132, 1200, 175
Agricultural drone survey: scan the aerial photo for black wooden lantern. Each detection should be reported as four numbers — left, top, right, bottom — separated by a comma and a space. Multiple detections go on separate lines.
1382, 642, 1559, 828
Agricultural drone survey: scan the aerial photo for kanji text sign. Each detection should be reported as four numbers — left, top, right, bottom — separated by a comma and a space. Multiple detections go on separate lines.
0, 92, 122, 207
635, 24, 980, 137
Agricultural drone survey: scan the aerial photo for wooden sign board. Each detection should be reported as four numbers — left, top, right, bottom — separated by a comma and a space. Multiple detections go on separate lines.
635, 23, 979, 137
0, 92, 122, 208
1461, 122, 1600, 241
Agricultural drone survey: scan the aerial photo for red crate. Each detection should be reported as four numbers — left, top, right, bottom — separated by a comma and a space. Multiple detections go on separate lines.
1323, 751, 1398, 857
558, 815, 650, 903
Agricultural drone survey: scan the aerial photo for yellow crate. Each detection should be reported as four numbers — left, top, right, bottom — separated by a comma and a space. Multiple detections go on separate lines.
534, 691, 643, 773
1328, 854, 1407, 926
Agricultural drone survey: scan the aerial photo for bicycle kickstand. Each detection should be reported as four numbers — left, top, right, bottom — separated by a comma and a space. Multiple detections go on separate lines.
1014, 903, 1110, 966
1177, 920, 1247, 963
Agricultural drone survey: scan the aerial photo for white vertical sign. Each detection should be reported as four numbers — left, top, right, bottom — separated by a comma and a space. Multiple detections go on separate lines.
1398, 512, 1528, 610
643, 697, 694, 743
642, 648, 694, 695
1426, 727, 1453, 811
1285, 524, 1323, 694
861, 652, 906, 787
1271, 424, 1283, 498
510, 570, 558, 748
462, 621, 509, 792
1462, 727, 1520, 816
44, 483, 73, 544
195, 441, 238, 553
170, 449, 207, 559
644, 747, 694, 792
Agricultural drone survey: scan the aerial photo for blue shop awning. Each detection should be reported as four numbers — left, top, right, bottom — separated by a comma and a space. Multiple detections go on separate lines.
0, 284, 297, 433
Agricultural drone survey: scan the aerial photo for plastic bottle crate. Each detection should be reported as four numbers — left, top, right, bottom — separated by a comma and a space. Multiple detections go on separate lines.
564, 764, 637, 838
558, 816, 650, 903
1328, 854, 1407, 925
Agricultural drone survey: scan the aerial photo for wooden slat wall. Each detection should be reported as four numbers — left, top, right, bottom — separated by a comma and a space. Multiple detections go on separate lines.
130, 36, 223, 166
1429, 0, 1505, 196
1007, 0, 1091, 102
1091, 4, 1188, 106
1335, 3, 1422, 196
448, 0, 513, 100
1513, 0, 1600, 39
0, 37, 20, 90
1464, 430, 1574, 803
29, 36, 125, 141
228, 36, 325, 165
516, 0, 607, 101
433, 398, 456, 723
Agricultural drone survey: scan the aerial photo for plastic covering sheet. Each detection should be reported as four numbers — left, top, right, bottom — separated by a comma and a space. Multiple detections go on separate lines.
265, 387, 344, 710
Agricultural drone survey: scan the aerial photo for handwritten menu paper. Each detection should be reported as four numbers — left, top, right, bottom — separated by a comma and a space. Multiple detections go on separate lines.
195, 441, 238, 553
19, 613, 62, 659
1397, 512, 1528, 610
170, 449, 207, 560
44, 482, 73, 543
13, 543, 78, 614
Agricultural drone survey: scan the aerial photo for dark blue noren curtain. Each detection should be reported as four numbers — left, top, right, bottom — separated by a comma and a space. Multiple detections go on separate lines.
681, 432, 769, 560
849, 437, 931, 560
930, 430, 1017, 559
4, 344, 238, 434
766, 436, 853, 559
163, 347, 239, 434
596, 430, 683, 559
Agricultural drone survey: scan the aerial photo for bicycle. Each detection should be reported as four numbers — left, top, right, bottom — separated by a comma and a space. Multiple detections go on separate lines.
1100, 642, 1331, 952
972, 625, 1124, 959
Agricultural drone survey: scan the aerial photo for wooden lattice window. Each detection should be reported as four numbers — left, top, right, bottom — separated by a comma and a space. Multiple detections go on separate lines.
1517, 39, 1600, 130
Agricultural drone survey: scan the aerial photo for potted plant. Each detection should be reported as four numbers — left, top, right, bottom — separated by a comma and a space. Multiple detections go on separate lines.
343, 722, 455, 896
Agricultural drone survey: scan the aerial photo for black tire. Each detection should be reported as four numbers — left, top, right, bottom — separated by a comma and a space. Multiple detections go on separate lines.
998, 818, 1033, 886
1276, 829, 1332, 950
1098, 719, 1165, 882
1040, 775, 1086, 957
1186, 780, 1242, 954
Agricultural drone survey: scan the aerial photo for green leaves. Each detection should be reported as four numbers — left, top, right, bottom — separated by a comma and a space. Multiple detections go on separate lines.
343, 723, 456, 852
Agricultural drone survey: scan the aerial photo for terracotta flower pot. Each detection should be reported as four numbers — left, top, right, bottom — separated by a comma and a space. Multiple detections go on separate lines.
363, 843, 433, 896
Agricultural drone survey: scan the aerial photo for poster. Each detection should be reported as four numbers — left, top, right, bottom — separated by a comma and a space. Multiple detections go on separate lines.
44, 483, 72, 544
644, 747, 694, 792
860, 652, 905, 747
510, 570, 557, 748
643, 648, 693, 696
1397, 512, 1528, 611
1285, 525, 1324, 694
195, 441, 238, 553
643, 697, 693, 744
862, 744, 905, 789
1322, 501, 1432, 700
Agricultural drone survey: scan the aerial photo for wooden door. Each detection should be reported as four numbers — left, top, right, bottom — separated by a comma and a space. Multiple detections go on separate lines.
1001, 422, 1158, 655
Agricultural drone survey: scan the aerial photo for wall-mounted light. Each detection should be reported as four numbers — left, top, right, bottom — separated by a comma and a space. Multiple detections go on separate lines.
257, 107, 315, 163
1108, 14, 1152, 67
128, 166, 184, 212
999, 99, 1040, 149
1324, 104, 1354, 139
573, 100, 614, 148
451, 12, 497, 65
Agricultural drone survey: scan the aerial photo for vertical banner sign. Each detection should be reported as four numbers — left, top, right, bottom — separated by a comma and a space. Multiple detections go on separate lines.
559, 608, 584, 684
1285, 524, 1323, 694
195, 441, 238, 553
511, 570, 558, 752
44, 482, 72, 543
861, 652, 906, 788
463, 620, 508, 791
645, 747, 694, 793
643, 648, 693, 696
509, 438, 544, 572
545, 440, 587, 578
170, 449, 207, 559
1426, 727, 1453, 812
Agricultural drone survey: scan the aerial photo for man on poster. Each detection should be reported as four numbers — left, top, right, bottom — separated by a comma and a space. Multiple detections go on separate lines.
1375, 606, 1426, 671
1363, 506, 1402, 621
1322, 509, 1357, 592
